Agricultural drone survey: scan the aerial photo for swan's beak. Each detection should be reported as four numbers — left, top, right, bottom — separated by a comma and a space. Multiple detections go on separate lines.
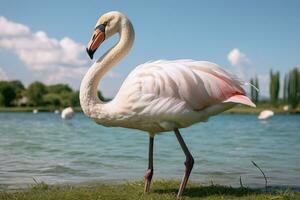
86, 24, 106, 59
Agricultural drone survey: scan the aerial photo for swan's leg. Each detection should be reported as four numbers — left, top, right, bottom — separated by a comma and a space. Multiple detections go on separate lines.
144, 136, 154, 193
174, 128, 194, 198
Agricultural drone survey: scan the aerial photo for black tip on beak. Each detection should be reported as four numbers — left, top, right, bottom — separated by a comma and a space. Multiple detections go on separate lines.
86, 48, 95, 59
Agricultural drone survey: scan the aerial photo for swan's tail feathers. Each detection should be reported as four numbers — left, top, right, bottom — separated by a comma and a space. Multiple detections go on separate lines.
223, 94, 256, 107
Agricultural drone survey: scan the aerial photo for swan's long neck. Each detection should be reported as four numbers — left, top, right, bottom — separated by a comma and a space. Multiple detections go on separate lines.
80, 18, 134, 119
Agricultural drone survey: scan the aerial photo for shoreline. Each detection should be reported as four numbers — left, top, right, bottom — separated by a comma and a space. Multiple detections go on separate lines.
2, 179, 300, 193
1, 180, 299, 200
0, 106, 299, 114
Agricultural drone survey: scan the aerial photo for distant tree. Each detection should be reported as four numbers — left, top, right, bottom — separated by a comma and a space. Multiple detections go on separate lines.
254, 76, 259, 103
283, 73, 289, 103
58, 92, 73, 107
250, 76, 259, 103
299, 69, 300, 103
250, 78, 255, 101
43, 93, 61, 107
47, 84, 73, 94
0, 81, 17, 106
9, 80, 25, 99
269, 70, 280, 105
70, 91, 80, 107
287, 68, 299, 108
26, 81, 47, 106
0, 94, 4, 106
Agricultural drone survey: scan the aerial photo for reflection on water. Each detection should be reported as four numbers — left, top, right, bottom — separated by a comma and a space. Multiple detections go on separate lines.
0, 112, 299, 190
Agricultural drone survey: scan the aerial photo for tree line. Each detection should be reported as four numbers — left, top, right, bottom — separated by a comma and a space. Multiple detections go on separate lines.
249, 67, 300, 108
0, 80, 108, 107
1, 67, 299, 109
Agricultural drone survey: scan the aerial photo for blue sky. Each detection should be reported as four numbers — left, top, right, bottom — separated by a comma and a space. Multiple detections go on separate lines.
0, 0, 299, 97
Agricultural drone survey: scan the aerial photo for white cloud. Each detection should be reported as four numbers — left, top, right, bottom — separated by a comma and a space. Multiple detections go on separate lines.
0, 16, 90, 87
227, 48, 271, 98
227, 48, 251, 80
0, 67, 8, 80
0, 26, 88, 71
227, 48, 249, 66
227, 48, 255, 81
0, 16, 30, 36
0, 16, 121, 96
43, 66, 88, 86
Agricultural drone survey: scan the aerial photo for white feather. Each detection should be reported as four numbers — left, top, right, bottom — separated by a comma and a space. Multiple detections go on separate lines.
108, 60, 254, 133
80, 13, 256, 134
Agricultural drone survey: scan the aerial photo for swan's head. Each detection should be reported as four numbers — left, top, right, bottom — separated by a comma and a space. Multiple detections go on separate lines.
86, 11, 127, 59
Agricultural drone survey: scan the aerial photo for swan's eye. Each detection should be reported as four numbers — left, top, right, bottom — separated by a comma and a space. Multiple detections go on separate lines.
95, 24, 106, 32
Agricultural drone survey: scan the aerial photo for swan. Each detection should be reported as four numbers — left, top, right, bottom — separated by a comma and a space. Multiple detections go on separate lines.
61, 107, 75, 119
80, 11, 255, 198
258, 110, 274, 120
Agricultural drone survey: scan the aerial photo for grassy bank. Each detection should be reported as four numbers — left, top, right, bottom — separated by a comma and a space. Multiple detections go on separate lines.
0, 180, 299, 200
226, 105, 300, 114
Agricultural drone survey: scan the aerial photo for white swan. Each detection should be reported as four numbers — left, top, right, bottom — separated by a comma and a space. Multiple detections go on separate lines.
80, 11, 255, 198
61, 107, 75, 119
258, 110, 274, 120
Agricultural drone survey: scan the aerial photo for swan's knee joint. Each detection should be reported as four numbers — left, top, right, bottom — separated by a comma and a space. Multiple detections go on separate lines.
144, 168, 153, 180
184, 156, 194, 169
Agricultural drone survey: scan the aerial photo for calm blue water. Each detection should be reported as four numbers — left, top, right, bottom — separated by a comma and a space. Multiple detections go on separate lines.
0, 112, 299, 190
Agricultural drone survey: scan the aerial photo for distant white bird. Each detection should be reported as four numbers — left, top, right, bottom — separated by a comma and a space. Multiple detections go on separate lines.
283, 105, 289, 111
258, 110, 274, 120
80, 11, 255, 198
33, 109, 38, 114
61, 107, 75, 119
54, 110, 60, 114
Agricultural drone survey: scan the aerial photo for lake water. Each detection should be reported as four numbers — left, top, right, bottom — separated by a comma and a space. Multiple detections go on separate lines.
0, 112, 299, 191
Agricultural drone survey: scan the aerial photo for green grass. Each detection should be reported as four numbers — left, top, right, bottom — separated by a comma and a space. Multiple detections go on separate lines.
225, 104, 300, 114
1, 180, 299, 200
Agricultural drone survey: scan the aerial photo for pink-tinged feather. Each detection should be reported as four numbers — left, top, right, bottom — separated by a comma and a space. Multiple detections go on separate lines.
223, 95, 256, 107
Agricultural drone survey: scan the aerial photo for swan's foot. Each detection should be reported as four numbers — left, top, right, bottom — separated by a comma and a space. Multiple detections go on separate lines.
177, 155, 194, 198
144, 168, 153, 193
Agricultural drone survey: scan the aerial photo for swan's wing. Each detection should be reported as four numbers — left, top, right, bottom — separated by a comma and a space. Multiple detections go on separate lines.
113, 59, 254, 120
